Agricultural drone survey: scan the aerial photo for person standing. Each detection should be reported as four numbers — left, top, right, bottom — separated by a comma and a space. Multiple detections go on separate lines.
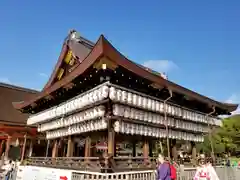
194, 155, 219, 180
168, 160, 177, 180
156, 154, 171, 180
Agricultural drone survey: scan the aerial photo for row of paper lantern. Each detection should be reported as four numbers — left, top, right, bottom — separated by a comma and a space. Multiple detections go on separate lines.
109, 86, 221, 126
27, 83, 221, 127
27, 84, 109, 125
38, 106, 106, 132
113, 104, 208, 133
114, 121, 204, 142
46, 119, 107, 139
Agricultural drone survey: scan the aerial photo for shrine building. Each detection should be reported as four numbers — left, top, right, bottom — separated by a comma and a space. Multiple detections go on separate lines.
0, 82, 43, 161
13, 30, 238, 172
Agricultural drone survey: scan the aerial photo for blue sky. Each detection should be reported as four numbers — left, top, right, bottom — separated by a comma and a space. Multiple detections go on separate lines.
0, 0, 239, 112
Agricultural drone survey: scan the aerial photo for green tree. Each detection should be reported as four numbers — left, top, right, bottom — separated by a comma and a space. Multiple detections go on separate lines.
197, 115, 240, 155
218, 115, 240, 153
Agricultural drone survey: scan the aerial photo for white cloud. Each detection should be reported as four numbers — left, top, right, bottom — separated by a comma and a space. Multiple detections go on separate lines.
142, 60, 178, 73
39, 73, 48, 78
226, 94, 239, 104
0, 77, 11, 84
225, 93, 240, 115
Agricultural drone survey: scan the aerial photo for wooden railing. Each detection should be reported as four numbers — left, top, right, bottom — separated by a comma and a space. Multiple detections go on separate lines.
24, 156, 228, 173
24, 157, 101, 171
71, 170, 156, 180
24, 156, 158, 172
15, 164, 240, 180
71, 167, 240, 180
113, 157, 157, 171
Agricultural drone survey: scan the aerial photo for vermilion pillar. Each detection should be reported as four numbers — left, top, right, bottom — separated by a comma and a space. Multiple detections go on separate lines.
5, 136, 11, 158
0, 140, 5, 156
21, 135, 27, 161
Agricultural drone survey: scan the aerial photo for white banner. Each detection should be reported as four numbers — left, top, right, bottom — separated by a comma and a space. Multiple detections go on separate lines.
16, 166, 72, 180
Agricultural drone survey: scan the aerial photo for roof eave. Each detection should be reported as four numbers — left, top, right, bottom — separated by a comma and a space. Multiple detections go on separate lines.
13, 34, 238, 115
100, 35, 238, 114
222, 103, 239, 113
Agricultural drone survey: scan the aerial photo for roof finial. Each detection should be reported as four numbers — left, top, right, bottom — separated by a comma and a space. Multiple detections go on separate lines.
161, 72, 168, 79
68, 29, 81, 41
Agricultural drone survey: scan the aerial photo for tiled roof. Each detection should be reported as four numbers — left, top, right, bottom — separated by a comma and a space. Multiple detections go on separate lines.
0, 83, 38, 124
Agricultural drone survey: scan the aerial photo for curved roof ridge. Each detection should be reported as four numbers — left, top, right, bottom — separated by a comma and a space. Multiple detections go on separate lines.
100, 35, 238, 112
13, 34, 238, 114
13, 35, 105, 110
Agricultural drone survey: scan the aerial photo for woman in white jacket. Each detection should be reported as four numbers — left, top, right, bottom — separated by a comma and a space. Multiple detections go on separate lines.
194, 155, 219, 180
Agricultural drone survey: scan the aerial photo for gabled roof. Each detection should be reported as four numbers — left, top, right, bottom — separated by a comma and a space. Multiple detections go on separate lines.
13, 34, 238, 113
43, 36, 94, 91
0, 82, 38, 125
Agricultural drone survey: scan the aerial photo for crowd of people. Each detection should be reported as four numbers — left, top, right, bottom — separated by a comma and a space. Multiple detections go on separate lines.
1, 151, 237, 180
156, 154, 220, 180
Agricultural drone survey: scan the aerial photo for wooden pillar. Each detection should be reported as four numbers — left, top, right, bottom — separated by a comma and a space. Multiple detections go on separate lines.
132, 141, 136, 157
66, 136, 74, 157
52, 139, 58, 158
107, 128, 115, 156
143, 139, 149, 164
107, 117, 116, 156
46, 140, 50, 157
63, 142, 67, 157
149, 141, 153, 157
191, 141, 197, 166
21, 135, 27, 162
58, 139, 63, 157
171, 139, 178, 161
5, 136, 11, 158
84, 136, 91, 157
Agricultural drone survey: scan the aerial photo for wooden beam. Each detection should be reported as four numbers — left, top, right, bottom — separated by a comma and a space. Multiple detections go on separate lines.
0, 134, 34, 139
0, 125, 36, 132
0, 136, 8, 140
93, 57, 118, 71
44, 94, 54, 100
150, 83, 163, 89
30, 102, 37, 108
63, 82, 74, 90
